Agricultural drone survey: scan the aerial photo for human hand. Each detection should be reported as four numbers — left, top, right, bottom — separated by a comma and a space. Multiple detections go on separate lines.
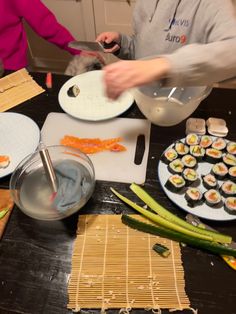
80, 50, 106, 65
96, 32, 121, 53
103, 58, 171, 99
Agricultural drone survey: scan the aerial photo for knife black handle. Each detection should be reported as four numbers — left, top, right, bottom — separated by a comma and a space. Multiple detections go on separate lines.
102, 41, 117, 49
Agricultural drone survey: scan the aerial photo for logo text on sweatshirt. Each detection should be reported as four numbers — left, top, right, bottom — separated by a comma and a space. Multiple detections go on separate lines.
165, 33, 187, 44
169, 18, 189, 28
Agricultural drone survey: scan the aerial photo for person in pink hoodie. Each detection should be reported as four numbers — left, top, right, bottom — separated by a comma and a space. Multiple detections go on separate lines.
0, 0, 99, 71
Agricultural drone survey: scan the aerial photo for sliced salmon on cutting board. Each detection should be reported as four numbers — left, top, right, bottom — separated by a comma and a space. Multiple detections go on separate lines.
41, 113, 151, 184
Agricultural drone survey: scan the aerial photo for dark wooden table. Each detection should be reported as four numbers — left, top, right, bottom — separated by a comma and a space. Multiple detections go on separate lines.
0, 72, 236, 314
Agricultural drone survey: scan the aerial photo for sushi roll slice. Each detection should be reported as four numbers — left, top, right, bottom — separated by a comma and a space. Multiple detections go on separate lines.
174, 142, 189, 156
168, 158, 184, 174
189, 145, 205, 161
200, 135, 213, 148
185, 187, 203, 207
181, 154, 197, 169
161, 148, 178, 164
226, 141, 236, 155
185, 133, 199, 146
205, 148, 222, 163
204, 189, 222, 207
224, 197, 236, 215
211, 137, 227, 151
220, 180, 236, 198
229, 166, 236, 182
223, 153, 236, 167
165, 174, 186, 192
202, 173, 218, 190
0, 155, 10, 168
182, 168, 199, 186
211, 162, 228, 180
67, 84, 80, 97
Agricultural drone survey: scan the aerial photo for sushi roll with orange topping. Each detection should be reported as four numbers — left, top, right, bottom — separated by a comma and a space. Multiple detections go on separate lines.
211, 162, 228, 180
220, 180, 236, 198
200, 135, 213, 148
212, 137, 227, 151
204, 189, 222, 207
0, 155, 10, 169
161, 148, 178, 164
226, 141, 236, 155
229, 166, 236, 182
224, 197, 236, 215
185, 187, 203, 207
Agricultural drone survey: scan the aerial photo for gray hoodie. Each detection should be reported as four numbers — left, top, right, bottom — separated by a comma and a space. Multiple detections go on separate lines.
118, 0, 236, 86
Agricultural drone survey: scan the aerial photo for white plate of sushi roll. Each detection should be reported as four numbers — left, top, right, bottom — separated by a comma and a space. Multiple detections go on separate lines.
58, 70, 134, 121
0, 113, 40, 179
158, 135, 236, 221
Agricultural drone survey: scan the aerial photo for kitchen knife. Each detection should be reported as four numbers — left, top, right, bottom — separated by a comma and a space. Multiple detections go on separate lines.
186, 213, 236, 270
68, 40, 117, 52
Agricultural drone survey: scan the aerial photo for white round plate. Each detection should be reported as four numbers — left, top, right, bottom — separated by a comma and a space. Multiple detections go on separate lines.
158, 138, 236, 221
0, 112, 40, 179
58, 70, 134, 121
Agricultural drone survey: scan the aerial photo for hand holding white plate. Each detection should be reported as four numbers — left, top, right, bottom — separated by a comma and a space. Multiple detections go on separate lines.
58, 70, 134, 121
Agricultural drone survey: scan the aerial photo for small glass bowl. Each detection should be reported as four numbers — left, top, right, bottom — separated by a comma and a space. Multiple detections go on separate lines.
10, 145, 95, 221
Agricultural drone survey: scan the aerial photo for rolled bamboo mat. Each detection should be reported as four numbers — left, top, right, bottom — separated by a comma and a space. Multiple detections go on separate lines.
68, 214, 191, 313
0, 189, 14, 239
0, 68, 44, 112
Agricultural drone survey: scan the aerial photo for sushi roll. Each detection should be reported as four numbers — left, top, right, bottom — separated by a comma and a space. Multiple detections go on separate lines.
204, 189, 222, 207
226, 141, 236, 155
168, 158, 184, 174
165, 174, 186, 192
205, 148, 222, 163
185, 187, 203, 207
202, 173, 218, 190
200, 135, 213, 148
185, 133, 199, 146
211, 162, 228, 180
181, 154, 197, 169
182, 168, 199, 186
220, 180, 236, 198
223, 153, 236, 167
224, 197, 236, 215
189, 145, 205, 161
67, 84, 80, 97
0, 155, 10, 168
211, 137, 227, 151
161, 148, 178, 164
229, 166, 236, 182
174, 142, 189, 156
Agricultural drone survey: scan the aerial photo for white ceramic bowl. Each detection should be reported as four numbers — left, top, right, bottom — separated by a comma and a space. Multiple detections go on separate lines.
10, 145, 95, 221
132, 84, 212, 126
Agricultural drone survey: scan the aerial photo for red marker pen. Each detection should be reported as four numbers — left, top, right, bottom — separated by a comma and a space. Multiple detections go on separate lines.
46, 72, 52, 89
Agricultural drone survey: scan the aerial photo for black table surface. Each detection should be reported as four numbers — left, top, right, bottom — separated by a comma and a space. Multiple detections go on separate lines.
0, 72, 236, 314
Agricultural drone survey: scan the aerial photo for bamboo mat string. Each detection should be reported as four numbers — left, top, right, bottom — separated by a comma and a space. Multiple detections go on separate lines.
170, 240, 182, 310
148, 234, 160, 312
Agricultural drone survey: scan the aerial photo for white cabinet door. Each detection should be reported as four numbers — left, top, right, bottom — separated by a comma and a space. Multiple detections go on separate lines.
93, 0, 135, 36
26, 0, 95, 73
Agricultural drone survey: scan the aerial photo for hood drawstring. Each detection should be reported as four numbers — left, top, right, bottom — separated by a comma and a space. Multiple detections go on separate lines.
164, 0, 182, 31
149, 0, 160, 22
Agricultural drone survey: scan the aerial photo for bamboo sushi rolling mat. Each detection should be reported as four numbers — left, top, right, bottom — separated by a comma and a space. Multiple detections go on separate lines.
0, 189, 14, 239
0, 68, 44, 112
68, 214, 191, 312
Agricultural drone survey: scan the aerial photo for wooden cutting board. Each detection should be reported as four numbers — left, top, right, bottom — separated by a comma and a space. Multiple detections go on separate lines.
41, 113, 151, 184
0, 190, 14, 239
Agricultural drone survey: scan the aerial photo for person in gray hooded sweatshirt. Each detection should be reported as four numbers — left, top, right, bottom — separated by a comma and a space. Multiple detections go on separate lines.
96, 0, 236, 99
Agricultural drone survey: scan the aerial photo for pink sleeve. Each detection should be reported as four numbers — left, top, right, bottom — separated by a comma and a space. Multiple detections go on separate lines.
16, 0, 81, 55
